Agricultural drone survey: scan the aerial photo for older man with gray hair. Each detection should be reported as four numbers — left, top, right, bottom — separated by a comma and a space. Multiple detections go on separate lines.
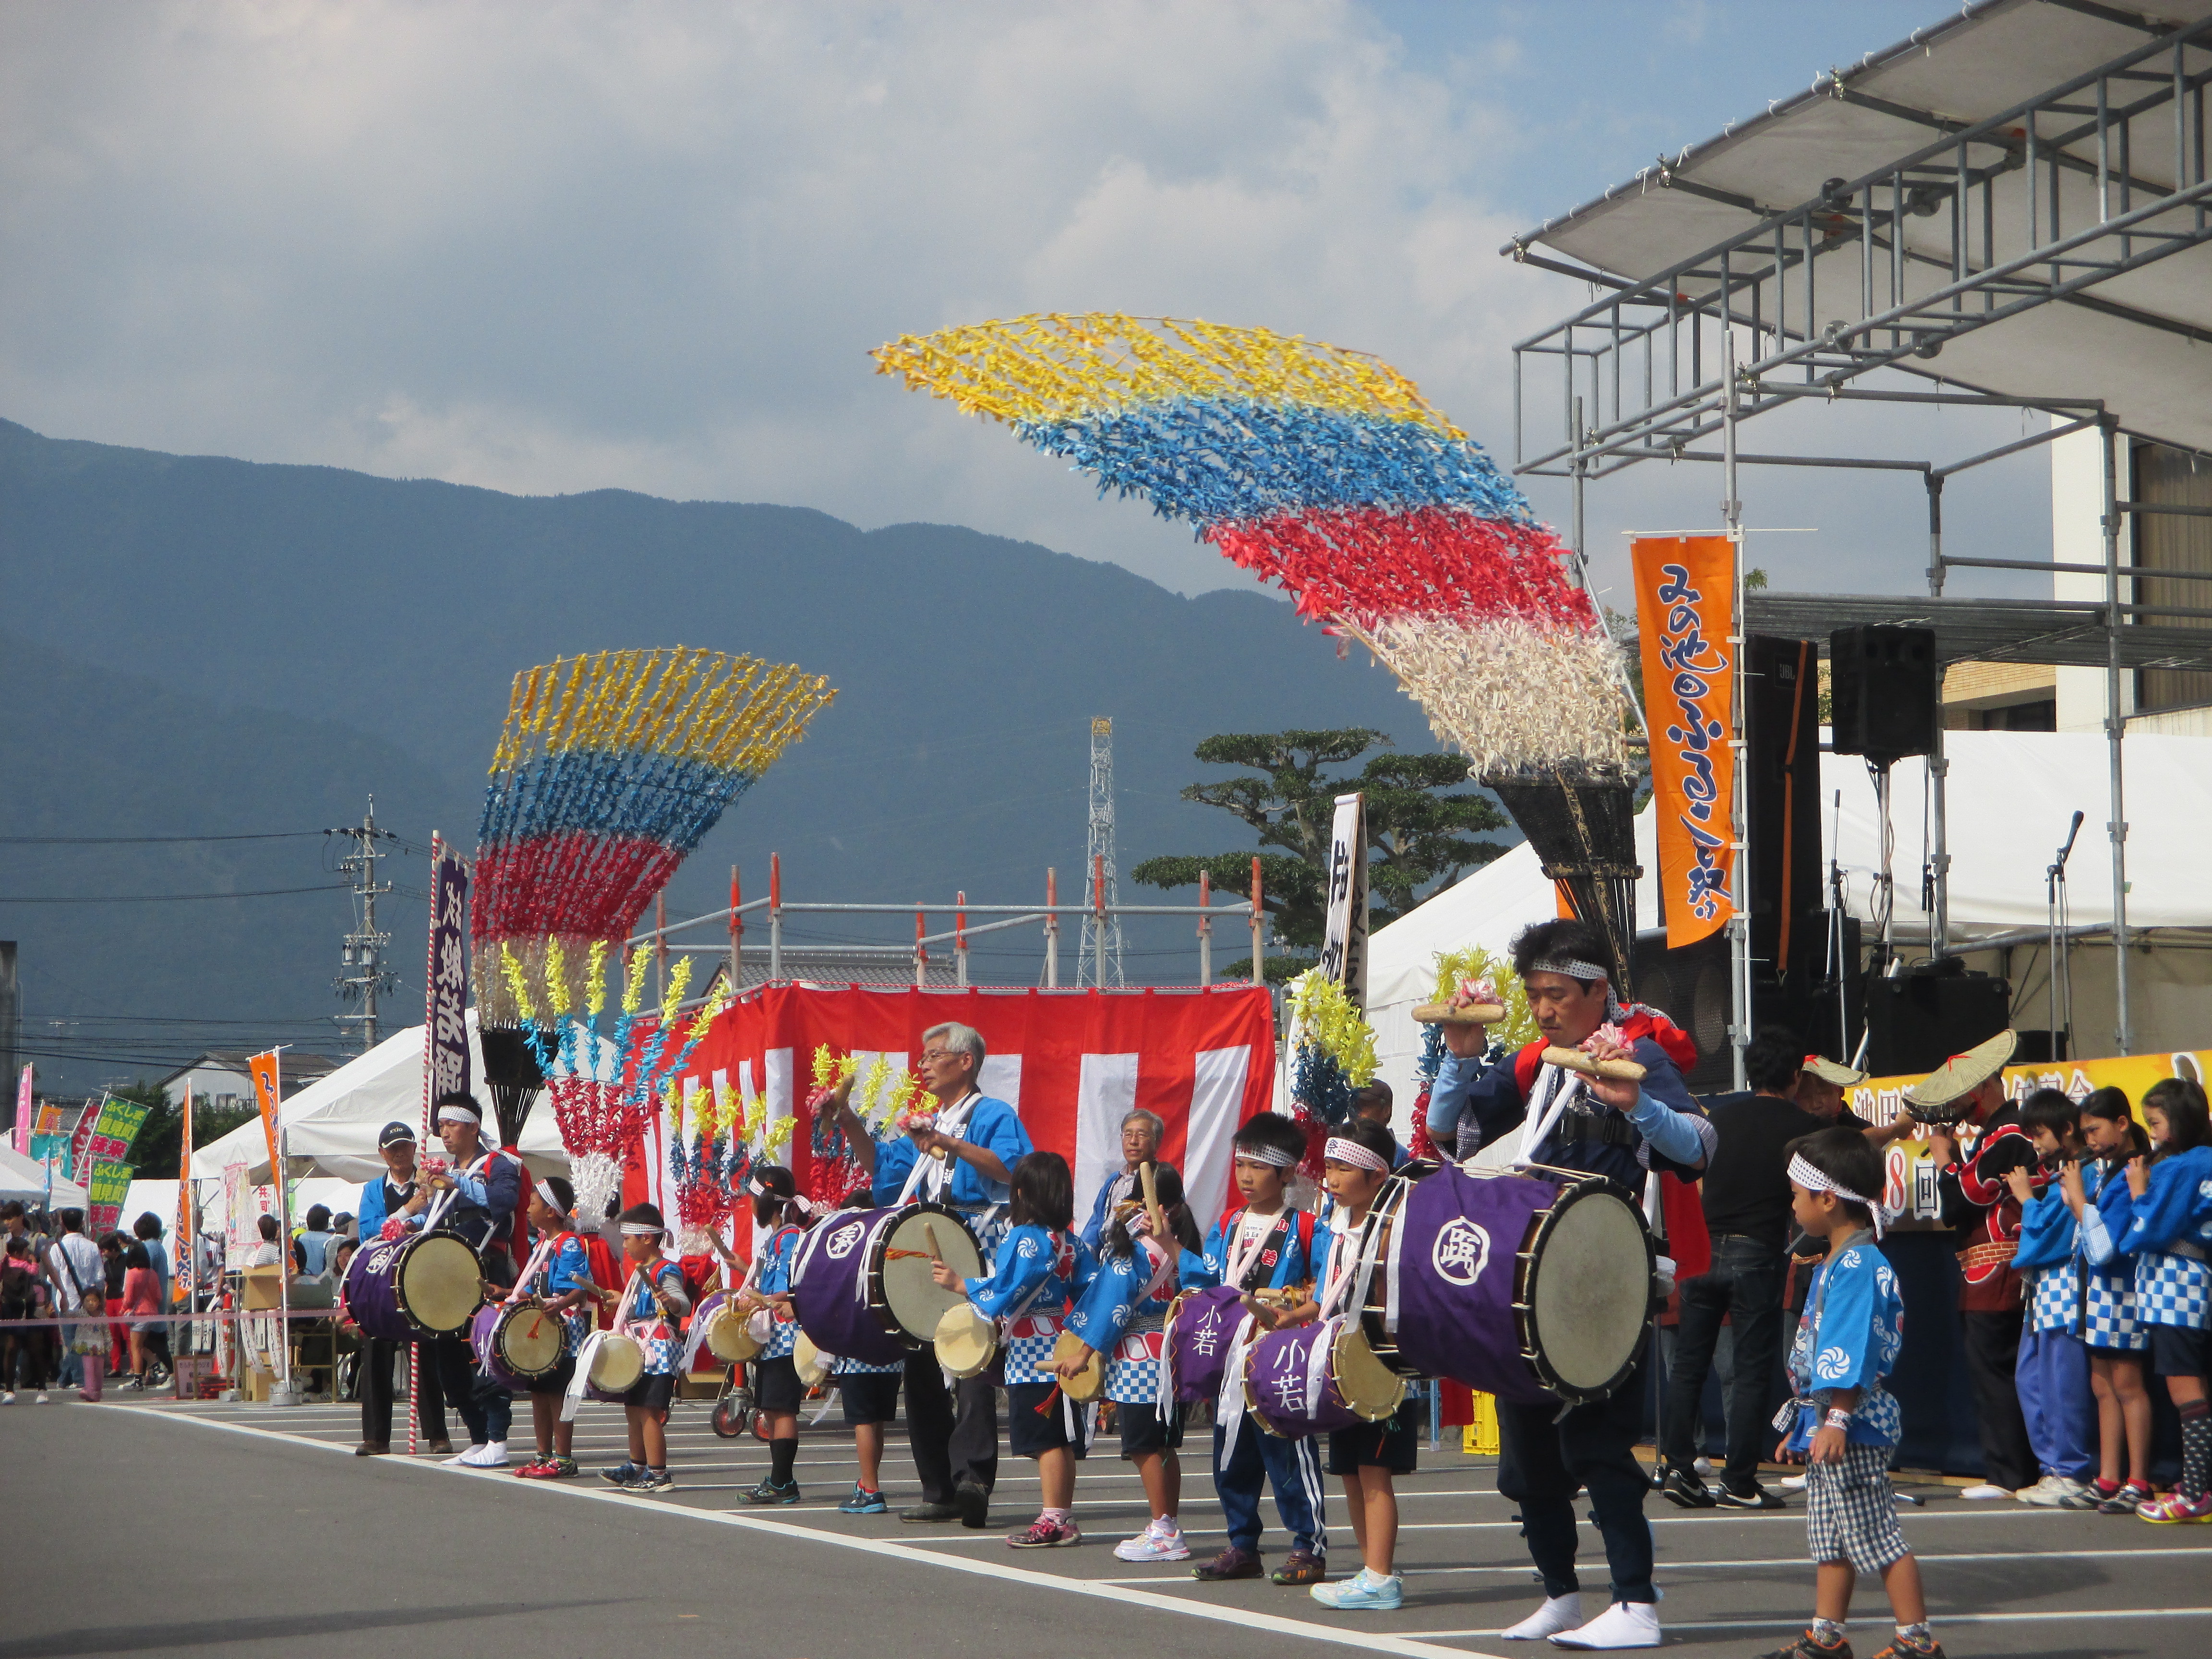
835, 1019, 1034, 1529
1080, 1108, 1165, 1249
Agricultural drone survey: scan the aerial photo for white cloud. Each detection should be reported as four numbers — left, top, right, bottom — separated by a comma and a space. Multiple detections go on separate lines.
0, 0, 2049, 598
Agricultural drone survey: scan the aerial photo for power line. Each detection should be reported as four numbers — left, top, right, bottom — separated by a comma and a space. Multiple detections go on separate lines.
0, 831, 329, 845
0, 885, 348, 904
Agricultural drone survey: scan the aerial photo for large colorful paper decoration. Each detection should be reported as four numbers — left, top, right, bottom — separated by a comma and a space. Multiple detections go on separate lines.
472, 647, 836, 1021
872, 314, 1630, 782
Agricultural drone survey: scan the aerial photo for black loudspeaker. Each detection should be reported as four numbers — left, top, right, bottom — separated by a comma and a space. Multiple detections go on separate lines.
1829, 625, 1938, 762
1631, 929, 1734, 1092
1864, 965, 2010, 1076
1744, 636, 1825, 1007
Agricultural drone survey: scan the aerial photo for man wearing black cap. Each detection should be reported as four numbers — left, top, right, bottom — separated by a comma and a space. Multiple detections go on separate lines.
350, 1120, 452, 1455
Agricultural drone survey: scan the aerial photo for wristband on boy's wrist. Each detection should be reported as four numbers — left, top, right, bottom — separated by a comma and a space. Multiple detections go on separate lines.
1823, 1407, 1854, 1431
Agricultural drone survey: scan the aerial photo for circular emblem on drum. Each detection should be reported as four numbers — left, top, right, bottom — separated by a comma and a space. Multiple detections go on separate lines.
825, 1221, 865, 1260
1431, 1217, 1491, 1287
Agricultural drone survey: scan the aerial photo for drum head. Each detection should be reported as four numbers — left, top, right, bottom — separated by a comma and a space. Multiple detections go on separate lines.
1052, 1329, 1104, 1402
500, 1303, 565, 1376
1330, 1318, 1407, 1422
879, 1208, 983, 1345
707, 1306, 761, 1363
793, 1331, 831, 1385
397, 1235, 484, 1335
933, 1304, 997, 1378
1523, 1183, 1652, 1401
590, 1333, 645, 1392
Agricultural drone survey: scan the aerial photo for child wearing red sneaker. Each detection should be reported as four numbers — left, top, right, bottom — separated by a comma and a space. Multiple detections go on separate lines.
1766, 1129, 1941, 1659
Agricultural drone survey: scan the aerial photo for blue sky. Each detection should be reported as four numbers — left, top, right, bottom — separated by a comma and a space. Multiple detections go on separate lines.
1, 1, 2047, 606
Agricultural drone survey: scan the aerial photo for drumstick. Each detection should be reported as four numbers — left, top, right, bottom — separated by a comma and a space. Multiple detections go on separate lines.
1412, 1001, 1507, 1026
923, 1223, 944, 1263
1138, 1161, 1168, 1248
1541, 1044, 1648, 1083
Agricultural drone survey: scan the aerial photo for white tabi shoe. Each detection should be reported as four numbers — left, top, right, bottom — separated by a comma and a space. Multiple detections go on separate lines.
1547, 1599, 1659, 1649
1958, 1482, 2012, 1500
1502, 1594, 1583, 1640
459, 1440, 510, 1468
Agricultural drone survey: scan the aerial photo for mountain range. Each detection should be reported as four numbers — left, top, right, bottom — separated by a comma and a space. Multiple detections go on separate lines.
0, 418, 1444, 1094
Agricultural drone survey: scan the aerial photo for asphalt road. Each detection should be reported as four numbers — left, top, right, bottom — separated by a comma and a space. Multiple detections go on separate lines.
9, 1392, 2211, 1659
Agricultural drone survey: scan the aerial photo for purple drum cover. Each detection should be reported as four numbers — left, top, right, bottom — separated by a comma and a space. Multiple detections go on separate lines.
790, 1208, 906, 1369
344, 1238, 413, 1343
1390, 1165, 1556, 1405
1243, 1321, 1358, 1438
1165, 1283, 1248, 1405
470, 1301, 532, 1393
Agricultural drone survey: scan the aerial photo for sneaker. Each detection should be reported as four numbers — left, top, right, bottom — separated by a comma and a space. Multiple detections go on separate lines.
1658, 1464, 1716, 1509
1868, 1639, 1945, 1659
1113, 1521, 1191, 1562
1958, 1482, 2012, 1500
2049, 1478, 2100, 1511
0, 1392, 12, 1405
1716, 1481, 1787, 1511
839, 1484, 889, 1515
1311, 1570, 1404, 1611
600, 1461, 640, 1486
1191, 1545, 1264, 1582
1271, 1548, 1325, 1586
1007, 1515, 1081, 1548
550, 1456, 579, 1479
1547, 1599, 1660, 1649
632, 1467, 674, 1493
2017, 1473, 2068, 1506
1778, 1473, 1806, 1493
516, 1458, 562, 1479
2097, 1480, 2154, 1515
1756, 1630, 1852, 1659
900, 1501, 961, 1523
743, 1478, 801, 1505
2138, 1491, 2212, 1523
1503, 1593, 1583, 1640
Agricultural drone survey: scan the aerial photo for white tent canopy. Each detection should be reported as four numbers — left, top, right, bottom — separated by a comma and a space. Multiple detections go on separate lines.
0, 1143, 89, 1210
1368, 731, 2212, 1110
191, 1016, 569, 1184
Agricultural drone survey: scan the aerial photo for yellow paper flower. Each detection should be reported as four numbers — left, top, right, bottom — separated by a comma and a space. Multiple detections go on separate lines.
499, 945, 536, 1024
1288, 970, 1379, 1086
1430, 945, 1541, 1051
620, 946, 650, 1016
585, 939, 609, 1017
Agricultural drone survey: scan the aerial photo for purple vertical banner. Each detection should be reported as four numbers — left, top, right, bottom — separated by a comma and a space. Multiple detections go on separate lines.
428, 851, 471, 1104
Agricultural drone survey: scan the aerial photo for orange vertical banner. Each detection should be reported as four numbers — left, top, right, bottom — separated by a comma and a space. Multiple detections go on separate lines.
248, 1050, 283, 1179
1632, 535, 1737, 947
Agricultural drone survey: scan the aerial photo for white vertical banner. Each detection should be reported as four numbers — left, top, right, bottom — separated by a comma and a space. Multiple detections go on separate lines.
1072, 1053, 1140, 1225
977, 1053, 1023, 1112
1318, 791, 1370, 1010
1187, 1046, 1252, 1224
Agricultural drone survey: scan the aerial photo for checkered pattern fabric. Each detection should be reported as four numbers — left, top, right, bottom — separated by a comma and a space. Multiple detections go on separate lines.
761, 1312, 799, 1361
2030, 1262, 2080, 1333
1105, 1329, 1167, 1404
2135, 1250, 2210, 1329
2083, 1266, 2148, 1352
632, 1320, 681, 1376
832, 1354, 905, 1375
1805, 1442, 1910, 1575
1003, 1314, 1064, 1386
556, 1309, 588, 1356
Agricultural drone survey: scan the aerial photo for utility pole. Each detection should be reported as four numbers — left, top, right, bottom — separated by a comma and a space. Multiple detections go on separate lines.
1078, 717, 1125, 988
328, 797, 397, 1053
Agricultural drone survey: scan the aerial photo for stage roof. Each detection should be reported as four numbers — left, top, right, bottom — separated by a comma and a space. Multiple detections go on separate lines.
1743, 592, 2212, 672
1511, 0, 2212, 456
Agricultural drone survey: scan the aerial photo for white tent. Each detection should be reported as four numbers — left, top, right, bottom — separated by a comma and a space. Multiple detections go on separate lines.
0, 1143, 90, 1210
191, 1017, 569, 1183
1368, 731, 2212, 1111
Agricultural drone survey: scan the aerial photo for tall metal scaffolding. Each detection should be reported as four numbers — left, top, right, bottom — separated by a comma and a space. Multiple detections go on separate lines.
1080, 717, 1126, 987
328, 798, 397, 1052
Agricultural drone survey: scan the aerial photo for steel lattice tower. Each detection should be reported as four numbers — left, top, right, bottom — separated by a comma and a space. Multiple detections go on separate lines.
1079, 717, 1125, 987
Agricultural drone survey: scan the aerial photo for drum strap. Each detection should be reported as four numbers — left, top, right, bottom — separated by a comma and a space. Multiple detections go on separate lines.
1514, 1066, 1586, 1168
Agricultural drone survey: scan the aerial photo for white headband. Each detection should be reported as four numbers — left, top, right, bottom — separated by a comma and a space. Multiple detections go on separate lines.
1234, 1144, 1300, 1169
1526, 956, 1610, 984
534, 1179, 565, 1216
620, 1221, 665, 1238
436, 1104, 481, 1125
1323, 1136, 1390, 1174
1787, 1152, 1888, 1239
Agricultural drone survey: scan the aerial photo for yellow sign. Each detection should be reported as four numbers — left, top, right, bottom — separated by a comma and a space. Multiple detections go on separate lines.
1846, 1048, 2211, 1227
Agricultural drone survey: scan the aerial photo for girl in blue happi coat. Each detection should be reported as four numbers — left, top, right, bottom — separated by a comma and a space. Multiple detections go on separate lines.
1062, 1161, 1212, 1564
517, 1176, 608, 1480
2053, 1087, 2155, 1511
2112, 1077, 2212, 1522
932, 1150, 1092, 1549
738, 1164, 817, 1506
2003, 1090, 2098, 1507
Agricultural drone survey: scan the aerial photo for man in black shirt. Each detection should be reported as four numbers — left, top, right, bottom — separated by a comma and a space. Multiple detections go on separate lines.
1659, 1028, 1815, 1509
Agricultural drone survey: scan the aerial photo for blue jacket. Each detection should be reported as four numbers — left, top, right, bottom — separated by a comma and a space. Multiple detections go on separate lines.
1201, 1205, 1328, 1292
1426, 1036, 1713, 1187
2011, 1180, 2078, 1274
356, 1172, 419, 1243
1066, 1238, 1211, 1352
871, 1095, 1034, 1211
2116, 1145, 2212, 1259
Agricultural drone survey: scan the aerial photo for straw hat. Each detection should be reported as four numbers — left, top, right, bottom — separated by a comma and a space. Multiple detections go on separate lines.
1800, 1055, 1865, 1088
1904, 1030, 2019, 1124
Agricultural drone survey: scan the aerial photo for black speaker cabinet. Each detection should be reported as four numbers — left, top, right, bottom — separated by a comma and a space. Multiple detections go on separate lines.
1830, 625, 1938, 762
1864, 966, 2010, 1077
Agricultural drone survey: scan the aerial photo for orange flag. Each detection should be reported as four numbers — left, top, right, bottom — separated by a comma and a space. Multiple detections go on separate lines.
248, 1050, 283, 1181
1632, 535, 1737, 948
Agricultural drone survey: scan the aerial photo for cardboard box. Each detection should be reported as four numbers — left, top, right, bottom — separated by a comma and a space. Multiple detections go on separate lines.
241, 1267, 284, 1311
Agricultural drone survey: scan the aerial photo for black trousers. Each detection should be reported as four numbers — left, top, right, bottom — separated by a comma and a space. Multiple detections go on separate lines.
1964, 1308, 2039, 1492
430, 1336, 488, 1444
361, 1336, 452, 1444
903, 1350, 999, 1503
1661, 1234, 1788, 1491
1496, 1351, 1657, 1605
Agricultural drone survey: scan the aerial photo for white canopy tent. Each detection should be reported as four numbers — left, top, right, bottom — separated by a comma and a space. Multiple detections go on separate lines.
0, 1143, 90, 1210
191, 1016, 569, 1184
1368, 731, 2212, 1110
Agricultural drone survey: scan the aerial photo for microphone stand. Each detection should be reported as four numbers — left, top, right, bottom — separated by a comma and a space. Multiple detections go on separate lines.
2047, 810, 2084, 1064
1825, 788, 1850, 1061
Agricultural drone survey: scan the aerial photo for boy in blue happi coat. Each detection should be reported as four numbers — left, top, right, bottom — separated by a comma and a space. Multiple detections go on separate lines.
1191, 1112, 1333, 1588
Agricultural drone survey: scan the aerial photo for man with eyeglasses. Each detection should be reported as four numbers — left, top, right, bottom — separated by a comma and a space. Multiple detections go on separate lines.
832, 1020, 1033, 1529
